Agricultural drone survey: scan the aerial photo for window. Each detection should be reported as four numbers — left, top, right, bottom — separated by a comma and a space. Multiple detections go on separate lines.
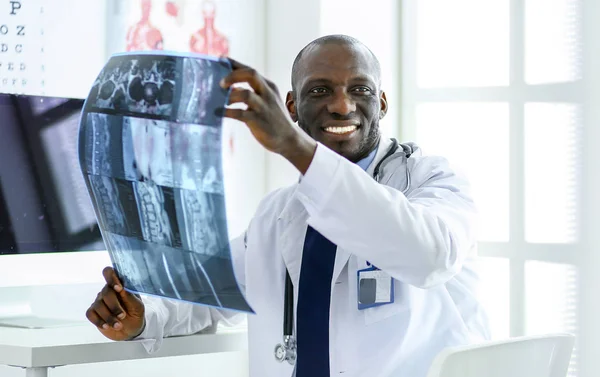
402, 0, 582, 375
415, 102, 510, 242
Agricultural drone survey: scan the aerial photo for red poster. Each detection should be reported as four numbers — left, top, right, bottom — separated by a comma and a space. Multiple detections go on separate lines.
189, 0, 230, 56
120, 0, 230, 56
125, 0, 165, 51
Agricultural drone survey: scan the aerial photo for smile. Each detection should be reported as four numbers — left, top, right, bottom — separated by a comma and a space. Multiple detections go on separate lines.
323, 125, 358, 135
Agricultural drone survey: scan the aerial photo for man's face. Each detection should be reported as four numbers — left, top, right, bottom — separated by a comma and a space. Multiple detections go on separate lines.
287, 43, 387, 163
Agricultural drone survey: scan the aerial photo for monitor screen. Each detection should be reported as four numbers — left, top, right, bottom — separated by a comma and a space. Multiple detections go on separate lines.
0, 94, 105, 254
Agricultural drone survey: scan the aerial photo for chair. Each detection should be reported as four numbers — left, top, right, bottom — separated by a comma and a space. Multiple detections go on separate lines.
426, 333, 575, 377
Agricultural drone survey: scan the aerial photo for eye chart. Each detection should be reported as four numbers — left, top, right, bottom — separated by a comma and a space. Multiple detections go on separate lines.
0, 0, 106, 98
0, 1, 44, 95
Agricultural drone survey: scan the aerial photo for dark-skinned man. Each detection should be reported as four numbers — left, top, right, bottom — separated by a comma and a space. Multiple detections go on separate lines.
87, 35, 490, 377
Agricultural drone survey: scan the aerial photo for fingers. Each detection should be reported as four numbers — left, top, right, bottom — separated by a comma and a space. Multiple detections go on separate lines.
221, 68, 268, 95
226, 57, 250, 70
86, 306, 106, 329
264, 79, 280, 94
97, 299, 123, 330
86, 284, 126, 331
221, 57, 281, 102
86, 296, 122, 331
227, 87, 264, 111
101, 285, 127, 320
223, 108, 255, 123
101, 266, 141, 313
103, 266, 123, 293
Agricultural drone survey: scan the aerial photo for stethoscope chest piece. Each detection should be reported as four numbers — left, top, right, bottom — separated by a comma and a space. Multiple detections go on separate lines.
274, 335, 297, 365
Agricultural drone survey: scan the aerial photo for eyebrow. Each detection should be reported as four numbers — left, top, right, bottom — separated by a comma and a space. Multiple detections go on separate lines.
301, 76, 376, 90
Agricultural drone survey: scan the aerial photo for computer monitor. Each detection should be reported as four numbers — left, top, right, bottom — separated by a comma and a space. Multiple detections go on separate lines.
0, 93, 105, 255
0, 93, 107, 328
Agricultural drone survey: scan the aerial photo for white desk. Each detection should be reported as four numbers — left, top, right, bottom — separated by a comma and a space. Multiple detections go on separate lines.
0, 323, 248, 377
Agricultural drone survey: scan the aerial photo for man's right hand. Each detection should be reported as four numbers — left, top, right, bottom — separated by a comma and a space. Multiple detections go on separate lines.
86, 266, 146, 341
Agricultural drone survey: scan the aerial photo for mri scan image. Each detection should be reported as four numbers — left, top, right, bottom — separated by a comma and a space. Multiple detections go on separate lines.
87, 55, 176, 118
79, 52, 252, 313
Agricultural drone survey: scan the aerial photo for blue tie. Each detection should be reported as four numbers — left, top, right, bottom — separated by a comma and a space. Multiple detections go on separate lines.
296, 225, 337, 376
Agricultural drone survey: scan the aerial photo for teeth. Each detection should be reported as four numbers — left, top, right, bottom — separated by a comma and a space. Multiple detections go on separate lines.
324, 126, 357, 134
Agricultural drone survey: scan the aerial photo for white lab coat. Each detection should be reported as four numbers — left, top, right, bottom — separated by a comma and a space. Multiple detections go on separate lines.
135, 136, 491, 377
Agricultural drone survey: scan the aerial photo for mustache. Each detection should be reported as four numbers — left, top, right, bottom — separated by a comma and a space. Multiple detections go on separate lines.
328, 112, 361, 122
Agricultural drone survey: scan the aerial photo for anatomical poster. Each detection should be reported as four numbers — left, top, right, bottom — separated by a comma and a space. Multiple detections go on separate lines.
106, 0, 231, 57
105, 0, 241, 198
78, 52, 253, 313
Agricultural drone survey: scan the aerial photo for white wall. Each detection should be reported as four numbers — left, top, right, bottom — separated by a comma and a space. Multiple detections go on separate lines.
263, 0, 323, 192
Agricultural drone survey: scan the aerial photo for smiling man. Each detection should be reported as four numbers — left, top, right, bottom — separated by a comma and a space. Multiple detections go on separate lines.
87, 35, 490, 377
288, 36, 384, 164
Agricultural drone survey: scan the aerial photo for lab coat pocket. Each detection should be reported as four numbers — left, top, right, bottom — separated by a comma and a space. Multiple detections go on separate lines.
363, 280, 410, 326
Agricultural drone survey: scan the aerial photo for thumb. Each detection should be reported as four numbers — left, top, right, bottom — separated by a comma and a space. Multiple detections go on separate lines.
103, 266, 144, 316
119, 289, 145, 319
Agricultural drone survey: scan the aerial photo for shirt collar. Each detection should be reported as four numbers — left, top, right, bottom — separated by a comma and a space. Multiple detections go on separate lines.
355, 146, 379, 171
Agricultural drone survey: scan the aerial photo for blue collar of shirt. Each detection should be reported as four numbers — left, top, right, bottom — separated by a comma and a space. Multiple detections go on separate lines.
355, 146, 378, 171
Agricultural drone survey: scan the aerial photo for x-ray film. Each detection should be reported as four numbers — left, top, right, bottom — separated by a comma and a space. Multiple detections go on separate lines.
78, 52, 253, 313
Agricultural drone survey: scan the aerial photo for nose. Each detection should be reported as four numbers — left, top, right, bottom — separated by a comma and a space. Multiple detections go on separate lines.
327, 89, 356, 116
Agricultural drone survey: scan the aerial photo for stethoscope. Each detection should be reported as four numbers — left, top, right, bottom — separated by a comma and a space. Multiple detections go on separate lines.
274, 138, 412, 365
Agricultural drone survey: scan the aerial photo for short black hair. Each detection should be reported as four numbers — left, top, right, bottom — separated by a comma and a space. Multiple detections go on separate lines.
291, 34, 381, 93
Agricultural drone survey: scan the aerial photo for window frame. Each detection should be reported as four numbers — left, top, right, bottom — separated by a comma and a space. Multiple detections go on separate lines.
399, 0, 582, 342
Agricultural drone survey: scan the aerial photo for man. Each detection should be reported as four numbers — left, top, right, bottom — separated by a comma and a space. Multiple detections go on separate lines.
86, 35, 490, 377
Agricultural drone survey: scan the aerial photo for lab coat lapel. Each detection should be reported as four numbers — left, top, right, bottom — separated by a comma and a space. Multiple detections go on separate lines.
277, 188, 308, 285
330, 136, 395, 283
279, 194, 350, 297
277, 136, 395, 287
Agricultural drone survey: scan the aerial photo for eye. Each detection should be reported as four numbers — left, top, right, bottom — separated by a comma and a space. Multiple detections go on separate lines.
309, 87, 328, 95
352, 86, 372, 94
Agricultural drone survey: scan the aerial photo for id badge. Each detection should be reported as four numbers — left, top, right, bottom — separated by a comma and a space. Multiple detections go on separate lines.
357, 265, 394, 310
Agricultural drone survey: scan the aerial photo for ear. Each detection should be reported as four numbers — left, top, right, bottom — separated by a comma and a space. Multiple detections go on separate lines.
379, 91, 388, 120
286, 91, 298, 122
